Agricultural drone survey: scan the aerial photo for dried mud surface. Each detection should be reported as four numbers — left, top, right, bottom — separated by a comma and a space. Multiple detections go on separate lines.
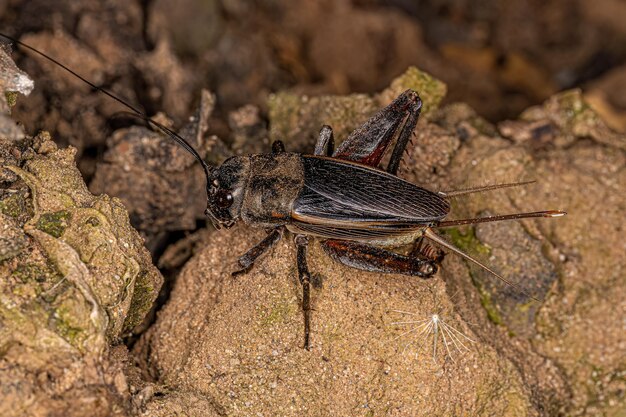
0, 2, 625, 416
136, 72, 625, 416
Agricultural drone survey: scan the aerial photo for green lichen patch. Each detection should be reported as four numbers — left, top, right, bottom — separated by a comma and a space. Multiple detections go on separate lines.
443, 227, 507, 325
258, 298, 294, 328
0, 192, 31, 220
35, 210, 71, 238
5, 91, 17, 108
444, 226, 491, 257
478, 287, 504, 326
122, 270, 155, 333
0, 215, 28, 262
52, 300, 90, 348
12, 262, 57, 284
379, 66, 447, 115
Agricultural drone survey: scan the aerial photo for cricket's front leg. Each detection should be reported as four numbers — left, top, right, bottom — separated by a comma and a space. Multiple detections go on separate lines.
294, 234, 313, 350
321, 239, 440, 278
232, 227, 284, 276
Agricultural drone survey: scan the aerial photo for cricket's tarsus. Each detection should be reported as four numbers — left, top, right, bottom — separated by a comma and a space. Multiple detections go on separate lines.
1, 32, 566, 349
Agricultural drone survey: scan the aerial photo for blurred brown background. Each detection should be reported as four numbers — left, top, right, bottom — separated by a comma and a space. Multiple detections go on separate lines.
2, 0, 626, 151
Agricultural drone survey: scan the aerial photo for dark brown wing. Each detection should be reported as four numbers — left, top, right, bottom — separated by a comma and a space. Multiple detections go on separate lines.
290, 156, 449, 240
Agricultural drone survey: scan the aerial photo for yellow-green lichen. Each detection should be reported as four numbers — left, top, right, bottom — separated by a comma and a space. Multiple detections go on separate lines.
381, 66, 447, 115
12, 262, 59, 284
479, 288, 503, 326
122, 270, 155, 332
35, 210, 71, 238
53, 303, 88, 348
444, 227, 504, 325
0, 193, 30, 218
5, 91, 17, 108
444, 226, 491, 256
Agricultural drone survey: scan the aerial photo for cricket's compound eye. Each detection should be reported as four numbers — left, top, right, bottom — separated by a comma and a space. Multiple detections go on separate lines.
216, 189, 234, 208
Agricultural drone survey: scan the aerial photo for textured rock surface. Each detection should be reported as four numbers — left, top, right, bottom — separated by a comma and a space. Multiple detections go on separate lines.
141, 69, 625, 416
0, 55, 163, 415
89, 90, 217, 247
2, 48, 625, 416
142, 225, 533, 416
0, 44, 32, 142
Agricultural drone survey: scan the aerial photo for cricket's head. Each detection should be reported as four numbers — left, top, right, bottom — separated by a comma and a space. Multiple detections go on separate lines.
204, 156, 251, 229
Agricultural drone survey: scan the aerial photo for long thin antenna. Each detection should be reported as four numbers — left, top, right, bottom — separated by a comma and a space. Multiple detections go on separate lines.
0, 32, 214, 185
423, 228, 540, 302
434, 210, 566, 228
438, 180, 536, 197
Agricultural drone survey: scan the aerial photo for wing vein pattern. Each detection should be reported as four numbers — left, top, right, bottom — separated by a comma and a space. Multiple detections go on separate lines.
290, 156, 449, 241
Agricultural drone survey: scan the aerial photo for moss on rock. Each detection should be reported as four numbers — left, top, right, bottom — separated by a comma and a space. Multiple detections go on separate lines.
378, 66, 447, 115
35, 210, 71, 238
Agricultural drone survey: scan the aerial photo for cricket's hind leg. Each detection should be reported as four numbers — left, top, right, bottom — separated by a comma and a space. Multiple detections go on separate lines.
411, 235, 445, 265
386, 95, 421, 175
232, 227, 284, 276
315, 125, 335, 156
331, 90, 422, 173
321, 239, 439, 278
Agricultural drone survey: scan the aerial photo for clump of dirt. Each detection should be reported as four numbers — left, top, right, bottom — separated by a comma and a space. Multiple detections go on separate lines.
89, 90, 219, 250
140, 225, 532, 416
138, 68, 625, 416
0, 54, 163, 417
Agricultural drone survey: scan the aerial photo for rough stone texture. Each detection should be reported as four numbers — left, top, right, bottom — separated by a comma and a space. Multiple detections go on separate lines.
142, 225, 533, 416
269, 66, 447, 155
141, 68, 625, 416
4, 135, 163, 338
0, 44, 32, 143
0, 56, 163, 415
2, 45, 625, 415
89, 90, 217, 247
